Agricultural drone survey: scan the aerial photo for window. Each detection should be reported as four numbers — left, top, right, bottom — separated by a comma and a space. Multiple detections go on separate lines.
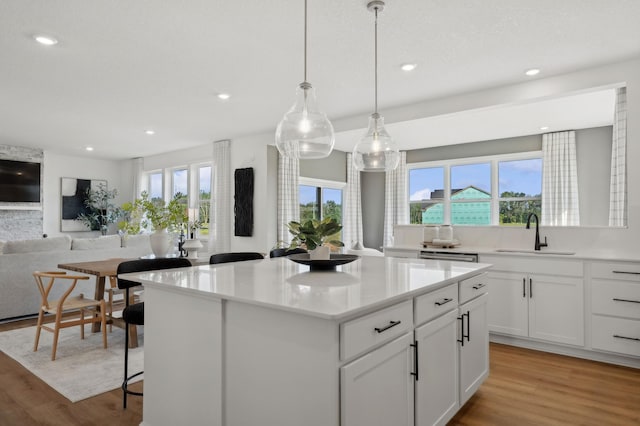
148, 171, 163, 203
299, 178, 344, 238
408, 153, 542, 226
498, 158, 542, 225
172, 168, 188, 199
197, 165, 212, 236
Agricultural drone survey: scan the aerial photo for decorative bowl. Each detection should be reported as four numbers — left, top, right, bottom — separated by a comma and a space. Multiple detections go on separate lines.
287, 253, 359, 271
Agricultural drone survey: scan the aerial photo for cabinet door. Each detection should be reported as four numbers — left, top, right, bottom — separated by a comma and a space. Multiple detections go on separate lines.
486, 271, 528, 337
528, 274, 584, 346
459, 293, 489, 406
341, 332, 414, 426
415, 309, 459, 426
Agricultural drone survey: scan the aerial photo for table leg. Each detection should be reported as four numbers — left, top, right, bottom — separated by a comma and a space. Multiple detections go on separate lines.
92, 276, 106, 333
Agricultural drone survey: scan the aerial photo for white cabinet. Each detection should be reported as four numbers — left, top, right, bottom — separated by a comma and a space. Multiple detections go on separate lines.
590, 261, 640, 357
415, 309, 459, 426
459, 293, 489, 405
341, 332, 415, 426
481, 255, 584, 346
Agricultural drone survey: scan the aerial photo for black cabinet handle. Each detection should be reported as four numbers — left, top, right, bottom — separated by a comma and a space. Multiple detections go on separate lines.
613, 334, 640, 342
464, 311, 470, 342
529, 278, 533, 298
410, 341, 419, 381
613, 270, 640, 275
457, 316, 464, 347
435, 298, 453, 306
522, 278, 526, 298
613, 298, 640, 304
472, 283, 485, 290
374, 320, 401, 333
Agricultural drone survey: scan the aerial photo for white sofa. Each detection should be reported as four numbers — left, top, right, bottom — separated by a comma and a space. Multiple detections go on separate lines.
0, 234, 153, 321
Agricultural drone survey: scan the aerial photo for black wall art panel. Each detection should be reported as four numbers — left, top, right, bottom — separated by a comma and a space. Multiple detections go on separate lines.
234, 167, 254, 237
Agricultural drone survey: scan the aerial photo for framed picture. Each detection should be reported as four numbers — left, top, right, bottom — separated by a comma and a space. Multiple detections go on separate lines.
60, 177, 106, 232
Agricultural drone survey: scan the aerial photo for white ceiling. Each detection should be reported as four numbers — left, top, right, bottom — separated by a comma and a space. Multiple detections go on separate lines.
0, 0, 638, 160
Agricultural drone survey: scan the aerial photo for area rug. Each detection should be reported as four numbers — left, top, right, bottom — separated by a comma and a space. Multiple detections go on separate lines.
0, 324, 143, 402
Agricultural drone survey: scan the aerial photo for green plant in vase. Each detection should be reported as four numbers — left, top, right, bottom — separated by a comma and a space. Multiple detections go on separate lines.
287, 217, 344, 259
76, 183, 122, 235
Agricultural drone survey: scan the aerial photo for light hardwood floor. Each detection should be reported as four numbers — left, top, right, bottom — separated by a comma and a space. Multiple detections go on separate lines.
1, 318, 638, 425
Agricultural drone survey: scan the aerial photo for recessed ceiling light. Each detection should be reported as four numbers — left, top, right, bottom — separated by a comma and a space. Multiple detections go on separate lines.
540, 126, 549, 131
400, 63, 417, 72
145, 129, 155, 135
85, 146, 94, 151
217, 93, 231, 100
525, 68, 540, 76
33, 34, 58, 46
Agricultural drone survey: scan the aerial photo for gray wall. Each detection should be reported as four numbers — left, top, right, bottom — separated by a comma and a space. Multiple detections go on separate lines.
361, 171, 385, 250
576, 126, 612, 226
300, 150, 347, 182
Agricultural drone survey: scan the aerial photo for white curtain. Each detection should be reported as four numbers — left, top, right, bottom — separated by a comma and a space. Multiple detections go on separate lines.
609, 87, 627, 227
210, 140, 231, 253
383, 151, 408, 247
131, 157, 145, 200
277, 153, 300, 246
541, 131, 580, 226
343, 153, 363, 249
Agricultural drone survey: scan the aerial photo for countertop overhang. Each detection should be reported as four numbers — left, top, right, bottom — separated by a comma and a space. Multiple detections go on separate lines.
120, 256, 491, 321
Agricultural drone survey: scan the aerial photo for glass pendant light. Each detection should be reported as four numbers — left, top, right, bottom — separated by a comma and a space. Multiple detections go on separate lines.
353, 1, 399, 172
276, 0, 334, 159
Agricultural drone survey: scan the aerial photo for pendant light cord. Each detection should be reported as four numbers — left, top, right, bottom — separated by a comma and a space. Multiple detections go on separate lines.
304, 0, 308, 84
374, 6, 378, 115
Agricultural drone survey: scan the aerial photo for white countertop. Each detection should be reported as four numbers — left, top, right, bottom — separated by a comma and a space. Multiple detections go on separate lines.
385, 244, 640, 262
120, 256, 491, 320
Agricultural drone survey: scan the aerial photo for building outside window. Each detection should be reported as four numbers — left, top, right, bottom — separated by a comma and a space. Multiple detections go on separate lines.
409, 153, 542, 226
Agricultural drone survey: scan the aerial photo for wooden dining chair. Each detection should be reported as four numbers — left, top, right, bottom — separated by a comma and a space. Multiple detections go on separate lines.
33, 271, 107, 361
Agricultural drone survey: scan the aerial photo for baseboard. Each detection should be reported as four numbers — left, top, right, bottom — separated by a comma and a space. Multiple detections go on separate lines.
490, 333, 640, 369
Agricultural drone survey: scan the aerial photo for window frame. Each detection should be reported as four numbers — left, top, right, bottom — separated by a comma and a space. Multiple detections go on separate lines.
298, 177, 346, 223
407, 151, 542, 226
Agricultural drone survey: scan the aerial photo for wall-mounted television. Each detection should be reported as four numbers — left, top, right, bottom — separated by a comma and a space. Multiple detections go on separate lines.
0, 159, 41, 203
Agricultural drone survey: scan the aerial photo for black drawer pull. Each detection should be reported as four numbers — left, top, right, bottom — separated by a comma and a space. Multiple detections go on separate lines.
435, 298, 453, 306
472, 283, 485, 290
613, 334, 640, 342
613, 270, 640, 275
410, 341, 419, 381
522, 278, 526, 298
374, 320, 401, 333
613, 298, 640, 304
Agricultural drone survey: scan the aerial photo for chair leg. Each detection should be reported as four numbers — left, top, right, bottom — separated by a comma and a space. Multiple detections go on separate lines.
52, 312, 62, 361
123, 321, 129, 409
100, 301, 107, 349
34, 309, 44, 352
80, 309, 85, 340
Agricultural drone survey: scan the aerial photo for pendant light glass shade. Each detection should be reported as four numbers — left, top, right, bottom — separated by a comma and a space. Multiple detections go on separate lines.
352, 113, 399, 171
353, 0, 399, 172
275, 0, 334, 159
276, 82, 335, 159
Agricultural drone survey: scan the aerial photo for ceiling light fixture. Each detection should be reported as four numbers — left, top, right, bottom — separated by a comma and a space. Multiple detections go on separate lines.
352, 1, 399, 172
145, 130, 155, 135
33, 34, 58, 46
401, 63, 417, 71
525, 68, 540, 76
275, 0, 334, 159
85, 146, 94, 151
217, 93, 231, 100
540, 126, 549, 131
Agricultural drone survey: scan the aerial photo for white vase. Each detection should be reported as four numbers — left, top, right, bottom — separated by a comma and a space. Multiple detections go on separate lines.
309, 245, 330, 260
149, 228, 172, 257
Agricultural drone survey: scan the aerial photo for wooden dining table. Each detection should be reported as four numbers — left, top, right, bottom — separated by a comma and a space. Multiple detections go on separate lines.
57, 258, 138, 345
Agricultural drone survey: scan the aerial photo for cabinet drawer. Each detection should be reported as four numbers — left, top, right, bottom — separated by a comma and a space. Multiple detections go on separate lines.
592, 279, 640, 319
591, 262, 640, 282
459, 273, 488, 304
414, 283, 458, 326
591, 315, 640, 357
340, 300, 413, 361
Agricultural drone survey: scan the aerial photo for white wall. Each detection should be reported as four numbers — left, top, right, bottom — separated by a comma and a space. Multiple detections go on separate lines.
347, 57, 640, 255
42, 151, 135, 237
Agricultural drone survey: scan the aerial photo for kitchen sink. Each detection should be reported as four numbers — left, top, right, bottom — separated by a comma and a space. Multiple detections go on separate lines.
494, 249, 575, 255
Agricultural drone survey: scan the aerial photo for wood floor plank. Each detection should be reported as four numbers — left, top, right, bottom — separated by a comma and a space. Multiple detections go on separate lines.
1, 317, 639, 425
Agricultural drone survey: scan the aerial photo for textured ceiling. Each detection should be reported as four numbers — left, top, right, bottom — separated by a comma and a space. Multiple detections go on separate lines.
0, 0, 639, 159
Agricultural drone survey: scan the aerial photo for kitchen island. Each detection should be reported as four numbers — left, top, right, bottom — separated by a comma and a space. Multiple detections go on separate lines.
122, 256, 491, 426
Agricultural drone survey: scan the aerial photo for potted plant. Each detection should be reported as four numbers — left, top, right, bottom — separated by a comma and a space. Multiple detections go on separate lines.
287, 217, 344, 260
119, 191, 188, 256
76, 183, 122, 235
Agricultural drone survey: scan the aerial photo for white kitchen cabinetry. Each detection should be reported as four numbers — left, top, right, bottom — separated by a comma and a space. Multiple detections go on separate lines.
341, 332, 415, 426
480, 255, 584, 347
590, 261, 640, 357
459, 292, 490, 405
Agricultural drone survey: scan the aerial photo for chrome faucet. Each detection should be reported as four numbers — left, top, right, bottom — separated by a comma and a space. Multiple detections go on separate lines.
525, 213, 548, 251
